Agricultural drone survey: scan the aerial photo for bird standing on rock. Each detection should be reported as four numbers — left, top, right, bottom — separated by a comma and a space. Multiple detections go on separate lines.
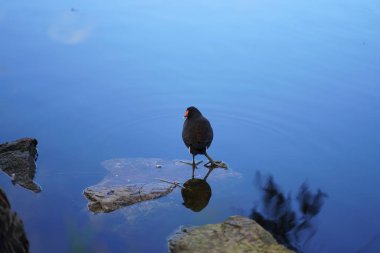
182, 106, 227, 178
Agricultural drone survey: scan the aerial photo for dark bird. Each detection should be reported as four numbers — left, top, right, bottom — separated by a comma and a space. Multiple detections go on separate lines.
182, 106, 227, 178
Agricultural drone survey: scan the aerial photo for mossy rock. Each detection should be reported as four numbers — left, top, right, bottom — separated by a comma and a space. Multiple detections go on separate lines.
168, 215, 295, 253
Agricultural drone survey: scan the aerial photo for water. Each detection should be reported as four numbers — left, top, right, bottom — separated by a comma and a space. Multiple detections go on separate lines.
1, 0, 380, 252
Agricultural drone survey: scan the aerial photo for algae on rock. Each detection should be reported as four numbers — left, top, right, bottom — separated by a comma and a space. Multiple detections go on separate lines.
168, 215, 295, 253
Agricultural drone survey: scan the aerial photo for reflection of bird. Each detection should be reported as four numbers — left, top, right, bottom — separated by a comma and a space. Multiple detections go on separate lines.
181, 178, 212, 212
0, 188, 29, 253
182, 106, 227, 178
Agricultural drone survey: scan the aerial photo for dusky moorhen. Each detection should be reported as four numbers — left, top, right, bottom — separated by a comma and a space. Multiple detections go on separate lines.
182, 106, 227, 178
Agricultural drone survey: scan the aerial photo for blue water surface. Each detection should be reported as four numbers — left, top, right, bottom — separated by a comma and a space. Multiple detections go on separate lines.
1, 0, 380, 252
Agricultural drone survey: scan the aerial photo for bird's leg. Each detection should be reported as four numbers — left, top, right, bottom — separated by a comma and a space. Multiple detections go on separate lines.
191, 155, 204, 178
204, 152, 228, 170
179, 159, 202, 179
203, 167, 214, 180
192, 155, 196, 178
204, 152, 215, 164
179, 147, 202, 168
180, 148, 202, 179
179, 160, 203, 167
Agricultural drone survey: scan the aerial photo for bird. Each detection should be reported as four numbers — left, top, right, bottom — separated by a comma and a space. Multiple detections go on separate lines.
182, 106, 227, 178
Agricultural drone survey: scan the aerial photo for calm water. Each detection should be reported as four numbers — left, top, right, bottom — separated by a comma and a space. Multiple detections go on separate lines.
1, 0, 380, 252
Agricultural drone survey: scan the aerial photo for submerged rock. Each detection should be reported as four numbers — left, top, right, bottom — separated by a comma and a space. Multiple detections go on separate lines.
0, 188, 29, 253
0, 138, 41, 193
84, 183, 176, 213
83, 158, 186, 213
83, 158, 240, 213
168, 215, 295, 253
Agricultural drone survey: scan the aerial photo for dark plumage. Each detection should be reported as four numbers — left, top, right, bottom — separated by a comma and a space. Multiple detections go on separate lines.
182, 106, 213, 156
182, 106, 227, 178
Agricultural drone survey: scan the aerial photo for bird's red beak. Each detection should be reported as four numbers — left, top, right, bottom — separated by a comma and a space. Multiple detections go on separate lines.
184, 110, 189, 118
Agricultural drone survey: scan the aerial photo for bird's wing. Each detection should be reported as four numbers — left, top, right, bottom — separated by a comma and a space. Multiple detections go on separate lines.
192, 117, 213, 148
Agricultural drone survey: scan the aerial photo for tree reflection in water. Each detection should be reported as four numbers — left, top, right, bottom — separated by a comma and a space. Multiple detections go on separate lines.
250, 172, 327, 253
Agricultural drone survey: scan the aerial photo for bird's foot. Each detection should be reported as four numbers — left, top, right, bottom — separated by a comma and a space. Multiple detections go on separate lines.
204, 161, 228, 170
179, 160, 203, 168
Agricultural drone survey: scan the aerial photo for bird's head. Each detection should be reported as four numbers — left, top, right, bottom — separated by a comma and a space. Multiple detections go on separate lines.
184, 106, 202, 119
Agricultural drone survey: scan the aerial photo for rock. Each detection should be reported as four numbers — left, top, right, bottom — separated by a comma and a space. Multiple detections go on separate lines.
99, 158, 241, 186
0, 188, 29, 253
83, 183, 176, 213
0, 138, 41, 193
168, 215, 295, 253
83, 158, 241, 214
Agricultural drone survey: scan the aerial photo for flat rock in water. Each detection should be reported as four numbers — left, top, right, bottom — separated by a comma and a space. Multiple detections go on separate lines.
83, 158, 240, 213
0, 138, 41, 193
99, 158, 240, 185
168, 215, 295, 253
84, 183, 176, 213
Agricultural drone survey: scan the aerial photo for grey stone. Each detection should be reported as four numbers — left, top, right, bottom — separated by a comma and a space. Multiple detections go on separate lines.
0, 138, 41, 193
83, 183, 176, 213
168, 215, 295, 253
